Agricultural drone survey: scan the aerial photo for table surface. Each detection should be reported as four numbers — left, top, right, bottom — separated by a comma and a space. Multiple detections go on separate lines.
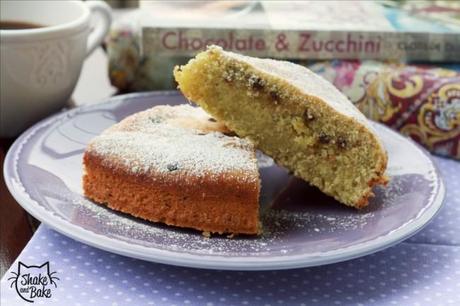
0, 47, 116, 277
1, 156, 459, 306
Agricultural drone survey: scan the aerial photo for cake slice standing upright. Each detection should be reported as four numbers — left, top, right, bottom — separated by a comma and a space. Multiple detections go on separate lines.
174, 46, 388, 208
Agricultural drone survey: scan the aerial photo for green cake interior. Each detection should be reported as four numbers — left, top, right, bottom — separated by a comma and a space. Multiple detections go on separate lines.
174, 47, 387, 207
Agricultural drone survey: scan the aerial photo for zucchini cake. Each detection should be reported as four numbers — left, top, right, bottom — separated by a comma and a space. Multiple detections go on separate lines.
83, 104, 260, 235
174, 46, 388, 208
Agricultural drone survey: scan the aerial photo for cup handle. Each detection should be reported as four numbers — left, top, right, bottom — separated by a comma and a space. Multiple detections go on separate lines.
85, 1, 112, 56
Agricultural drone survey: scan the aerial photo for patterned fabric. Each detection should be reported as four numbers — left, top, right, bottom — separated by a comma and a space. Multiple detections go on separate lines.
107, 27, 188, 92
309, 61, 460, 159
1, 156, 459, 306
106, 28, 140, 92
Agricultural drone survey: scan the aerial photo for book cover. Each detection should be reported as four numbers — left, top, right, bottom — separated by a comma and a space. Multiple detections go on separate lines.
139, 1, 460, 61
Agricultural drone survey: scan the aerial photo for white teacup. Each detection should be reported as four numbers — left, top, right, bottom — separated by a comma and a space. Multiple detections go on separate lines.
0, 0, 112, 137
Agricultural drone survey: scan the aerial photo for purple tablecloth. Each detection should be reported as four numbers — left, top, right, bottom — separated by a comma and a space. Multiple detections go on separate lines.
2, 156, 459, 306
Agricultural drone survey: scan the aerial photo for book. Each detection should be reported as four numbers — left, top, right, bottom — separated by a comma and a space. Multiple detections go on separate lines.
106, 1, 460, 159
139, 1, 460, 62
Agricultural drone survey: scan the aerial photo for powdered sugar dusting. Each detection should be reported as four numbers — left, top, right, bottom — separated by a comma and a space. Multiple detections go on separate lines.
75, 171, 424, 257
261, 208, 374, 236
86, 104, 258, 180
212, 46, 371, 128
76, 195, 375, 257
205, 45, 385, 153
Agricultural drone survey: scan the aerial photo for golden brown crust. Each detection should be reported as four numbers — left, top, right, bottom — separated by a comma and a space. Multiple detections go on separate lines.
356, 145, 389, 208
82, 104, 260, 235
83, 152, 260, 235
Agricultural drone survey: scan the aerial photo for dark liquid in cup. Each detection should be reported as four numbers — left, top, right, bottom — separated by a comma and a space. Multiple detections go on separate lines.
0, 20, 44, 30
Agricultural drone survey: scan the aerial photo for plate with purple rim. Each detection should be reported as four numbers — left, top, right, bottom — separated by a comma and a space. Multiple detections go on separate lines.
4, 91, 445, 271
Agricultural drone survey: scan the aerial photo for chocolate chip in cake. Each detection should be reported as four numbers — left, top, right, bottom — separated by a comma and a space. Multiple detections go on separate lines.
167, 163, 179, 171
150, 117, 162, 124
223, 130, 237, 137
223, 65, 237, 82
337, 136, 348, 149
208, 118, 217, 122
318, 132, 331, 144
303, 109, 315, 122
248, 75, 264, 91
270, 91, 280, 103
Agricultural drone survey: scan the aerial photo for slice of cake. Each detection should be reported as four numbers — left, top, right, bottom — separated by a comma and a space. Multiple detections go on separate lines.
83, 104, 260, 235
174, 46, 388, 208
